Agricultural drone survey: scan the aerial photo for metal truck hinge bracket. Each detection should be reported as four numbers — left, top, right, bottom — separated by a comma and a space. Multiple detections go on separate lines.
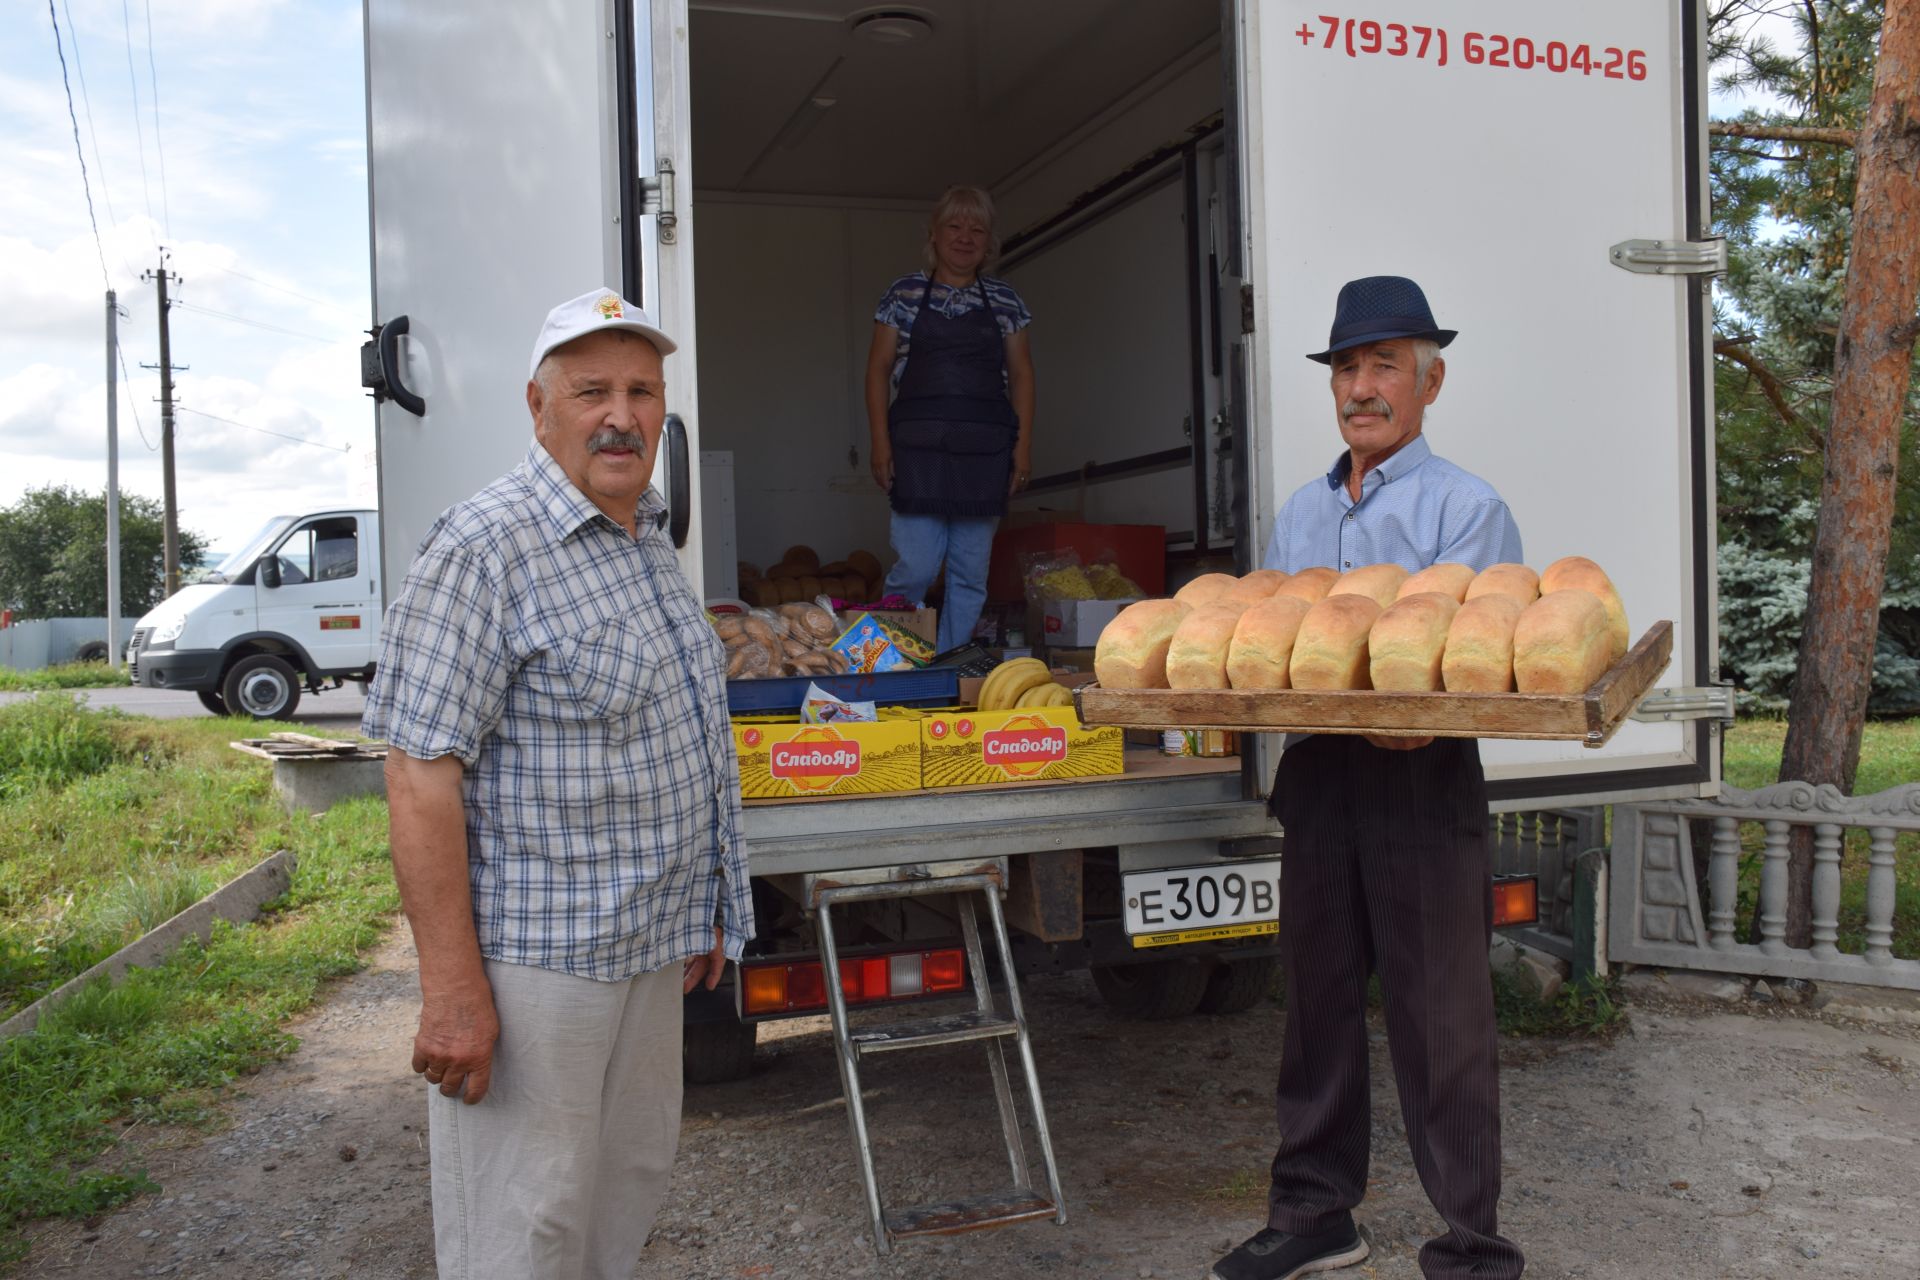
641, 159, 678, 244
1608, 238, 1728, 276
1629, 684, 1737, 724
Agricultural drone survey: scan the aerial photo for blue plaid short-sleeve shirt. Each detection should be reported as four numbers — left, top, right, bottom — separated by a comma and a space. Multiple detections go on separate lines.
363, 441, 754, 981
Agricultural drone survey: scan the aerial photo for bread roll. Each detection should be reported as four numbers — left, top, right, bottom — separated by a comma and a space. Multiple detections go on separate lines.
1274, 566, 1339, 605
847, 549, 884, 582
1094, 598, 1193, 689
1540, 556, 1629, 661
1397, 562, 1476, 603
1289, 594, 1383, 690
1329, 563, 1410, 609
1173, 573, 1239, 608
1513, 591, 1612, 694
1466, 563, 1539, 608
1226, 596, 1313, 690
1166, 604, 1248, 690
1219, 569, 1291, 607
782, 545, 820, 571
1368, 592, 1461, 691
1442, 595, 1526, 693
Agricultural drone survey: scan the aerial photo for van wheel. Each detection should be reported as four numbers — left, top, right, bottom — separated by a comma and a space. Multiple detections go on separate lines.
684, 1018, 757, 1084
1197, 957, 1281, 1016
196, 690, 229, 716
1090, 959, 1209, 1020
223, 655, 302, 720
74, 641, 111, 663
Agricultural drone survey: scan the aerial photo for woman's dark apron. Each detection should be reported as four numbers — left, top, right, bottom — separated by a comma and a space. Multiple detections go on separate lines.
887, 275, 1017, 518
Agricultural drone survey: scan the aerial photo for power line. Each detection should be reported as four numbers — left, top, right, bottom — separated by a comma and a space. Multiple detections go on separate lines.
141, 0, 170, 236
196, 263, 359, 316
118, 345, 157, 451
174, 405, 353, 454
119, 0, 156, 240
47, 0, 109, 289
59, 0, 135, 279
172, 299, 341, 345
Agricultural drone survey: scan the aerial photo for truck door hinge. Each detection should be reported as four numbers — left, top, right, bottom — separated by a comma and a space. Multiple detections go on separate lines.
1629, 684, 1737, 725
640, 159, 678, 244
1608, 238, 1728, 277
1239, 282, 1255, 335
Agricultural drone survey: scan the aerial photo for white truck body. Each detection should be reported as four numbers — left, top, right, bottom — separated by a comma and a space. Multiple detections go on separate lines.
359, 0, 1722, 1024
126, 509, 382, 717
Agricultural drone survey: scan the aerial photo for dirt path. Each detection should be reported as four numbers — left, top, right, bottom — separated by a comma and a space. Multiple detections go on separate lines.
17, 928, 1920, 1279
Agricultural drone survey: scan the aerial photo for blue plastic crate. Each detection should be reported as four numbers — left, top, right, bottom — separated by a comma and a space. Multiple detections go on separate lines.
725, 666, 961, 715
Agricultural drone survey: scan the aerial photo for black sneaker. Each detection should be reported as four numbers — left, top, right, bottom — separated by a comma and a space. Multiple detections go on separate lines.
1209, 1222, 1370, 1280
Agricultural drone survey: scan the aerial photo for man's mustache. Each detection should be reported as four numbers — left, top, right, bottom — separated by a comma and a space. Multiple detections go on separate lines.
588, 428, 650, 454
1342, 398, 1392, 421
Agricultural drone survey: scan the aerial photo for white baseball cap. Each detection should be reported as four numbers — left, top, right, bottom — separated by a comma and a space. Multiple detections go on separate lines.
527, 288, 677, 379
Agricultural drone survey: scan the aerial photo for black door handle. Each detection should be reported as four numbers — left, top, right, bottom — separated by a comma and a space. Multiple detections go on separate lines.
665, 413, 691, 549
364, 314, 426, 417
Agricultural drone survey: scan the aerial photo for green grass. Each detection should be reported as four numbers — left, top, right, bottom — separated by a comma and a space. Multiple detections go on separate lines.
0, 698, 396, 1263
1717, 717, 1920, 959
0, 663, 131, 692
1492, 968, 1625, 1038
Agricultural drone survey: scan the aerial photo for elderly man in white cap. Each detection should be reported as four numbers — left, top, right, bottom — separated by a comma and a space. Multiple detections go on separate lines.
364, 289, 753, 1279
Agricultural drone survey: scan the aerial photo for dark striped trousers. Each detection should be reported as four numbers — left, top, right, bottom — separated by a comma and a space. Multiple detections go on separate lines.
1265, 734, 1524, 1279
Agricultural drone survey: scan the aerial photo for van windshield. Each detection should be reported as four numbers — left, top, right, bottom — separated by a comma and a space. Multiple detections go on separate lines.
207, 516, 297, 582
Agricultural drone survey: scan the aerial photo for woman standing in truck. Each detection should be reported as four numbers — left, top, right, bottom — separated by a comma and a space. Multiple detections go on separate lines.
865, 185, 1036, 655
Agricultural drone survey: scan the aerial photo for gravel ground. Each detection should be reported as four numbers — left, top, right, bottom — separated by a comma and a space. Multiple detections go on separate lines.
15, 927, 1920, 1279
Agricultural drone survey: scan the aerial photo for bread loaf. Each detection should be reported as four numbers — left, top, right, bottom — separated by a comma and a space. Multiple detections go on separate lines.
1397, 562, 1476, 603
1289, 594, 1383, 690
1219, 569, 1290, 607
1173, 573, 1239, 608
1274, 566, 1339, 604
1094, 598, 1193, 689
1539, 556, 1629, 661
782, 545, 820, 571
1226, 596, 1312, 690
1166, 604, 1249, 690
1465, 563, 1539, 607
1442, 595, 1526, 693
1329, 563, 1410, 609
1513, 590, 1612, 693
1368, 592, 1461, 691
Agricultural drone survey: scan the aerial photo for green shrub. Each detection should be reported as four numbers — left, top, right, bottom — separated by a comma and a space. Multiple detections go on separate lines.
0, 696, 124, 796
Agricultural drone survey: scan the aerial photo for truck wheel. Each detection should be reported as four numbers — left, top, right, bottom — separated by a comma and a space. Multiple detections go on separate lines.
196, 690, 230, 716
684, 1018, 757, 1084
74, 641, 110, 663
1090, 959, 1209, 1020
223, 655, 302, 720
1197, 956, 1281, 1016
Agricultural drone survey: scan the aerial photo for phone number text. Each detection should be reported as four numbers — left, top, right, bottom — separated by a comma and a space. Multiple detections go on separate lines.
1295, 14, 1650, 81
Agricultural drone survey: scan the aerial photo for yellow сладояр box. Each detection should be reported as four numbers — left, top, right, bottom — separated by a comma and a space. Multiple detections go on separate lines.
732, 718, 922, 799
918, 705, 1122, 789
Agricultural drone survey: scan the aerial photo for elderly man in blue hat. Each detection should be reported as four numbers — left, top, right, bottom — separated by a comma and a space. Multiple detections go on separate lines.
1212, 278, 1525, 1280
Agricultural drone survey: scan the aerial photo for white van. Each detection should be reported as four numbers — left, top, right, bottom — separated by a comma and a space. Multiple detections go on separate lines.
126, 509, 382, 719
359, 0, 1725, 1120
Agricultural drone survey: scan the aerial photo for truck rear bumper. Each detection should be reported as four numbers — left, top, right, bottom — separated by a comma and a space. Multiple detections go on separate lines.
133, 648, 222, 691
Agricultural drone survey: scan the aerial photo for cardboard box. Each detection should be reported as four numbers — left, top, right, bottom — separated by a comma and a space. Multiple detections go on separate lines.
919, 704, 1123, 789
989, 519, 1166, 602
1028, 597, 1143, 648
733, 718, 922, 799
861, 607, 936, 646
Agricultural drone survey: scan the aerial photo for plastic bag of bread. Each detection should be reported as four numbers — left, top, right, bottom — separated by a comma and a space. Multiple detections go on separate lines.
1094, 598, 1192, 688
1513, 590, 1612, 693
1226, 595, 1312, 689
1289, 594, 1383, 690
1165, 604, 1248, 690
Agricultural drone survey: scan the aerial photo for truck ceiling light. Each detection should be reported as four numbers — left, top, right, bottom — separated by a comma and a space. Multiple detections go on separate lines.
850, 9, 933, 46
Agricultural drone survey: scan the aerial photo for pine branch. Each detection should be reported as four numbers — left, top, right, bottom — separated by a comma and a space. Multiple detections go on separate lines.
1711, 120, 1857, 148
1715, 339, 1814, 438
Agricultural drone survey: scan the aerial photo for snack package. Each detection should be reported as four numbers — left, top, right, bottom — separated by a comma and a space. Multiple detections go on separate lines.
1021, 548, 1096, 603
872, 615, 934, 666
832, 613, 916, 674
1087, 560, 1144, 600
800, 682, 878, 725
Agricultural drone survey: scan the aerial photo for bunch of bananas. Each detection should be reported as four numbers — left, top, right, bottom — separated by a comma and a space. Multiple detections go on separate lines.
978, 657, 1076, 710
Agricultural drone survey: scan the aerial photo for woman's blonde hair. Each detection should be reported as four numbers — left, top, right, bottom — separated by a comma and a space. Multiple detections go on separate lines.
923, 185, 1000, 274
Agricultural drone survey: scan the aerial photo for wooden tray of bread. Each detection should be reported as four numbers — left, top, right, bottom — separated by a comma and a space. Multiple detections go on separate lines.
1076, 620, 1671, 748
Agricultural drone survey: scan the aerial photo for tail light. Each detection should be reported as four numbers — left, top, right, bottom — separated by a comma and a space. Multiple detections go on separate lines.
739, 946, 968, 1017
1492, 875, 1540, 928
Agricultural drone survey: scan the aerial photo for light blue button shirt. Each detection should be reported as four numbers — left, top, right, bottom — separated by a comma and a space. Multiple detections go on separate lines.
1261, 435, 1523, 576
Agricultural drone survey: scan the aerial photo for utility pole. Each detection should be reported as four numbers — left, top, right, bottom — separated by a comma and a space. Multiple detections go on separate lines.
106, 290, 122, 668
142, 251, 184, 597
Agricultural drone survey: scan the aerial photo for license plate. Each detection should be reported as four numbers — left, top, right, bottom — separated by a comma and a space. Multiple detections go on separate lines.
1122, 859, 1282, 948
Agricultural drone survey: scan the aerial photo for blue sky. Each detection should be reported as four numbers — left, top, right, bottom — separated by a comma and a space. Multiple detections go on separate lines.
3, 2, 1797, 555
3, 0, 371, 554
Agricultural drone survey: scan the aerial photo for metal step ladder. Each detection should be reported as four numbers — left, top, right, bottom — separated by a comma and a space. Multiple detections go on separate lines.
809, 862, 1067, 1255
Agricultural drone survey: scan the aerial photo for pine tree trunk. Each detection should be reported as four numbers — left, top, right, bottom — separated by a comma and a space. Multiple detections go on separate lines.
1777, 0, 1920, 948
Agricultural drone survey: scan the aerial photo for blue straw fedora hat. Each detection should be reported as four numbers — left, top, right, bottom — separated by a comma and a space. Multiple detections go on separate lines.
1307, 275, 1457, 364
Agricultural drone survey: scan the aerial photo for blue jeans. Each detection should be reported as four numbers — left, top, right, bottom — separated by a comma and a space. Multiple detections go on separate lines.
883, 512, 998, 653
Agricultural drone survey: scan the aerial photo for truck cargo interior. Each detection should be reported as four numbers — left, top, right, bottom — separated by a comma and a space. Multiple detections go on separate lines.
686, 0, 1243, 804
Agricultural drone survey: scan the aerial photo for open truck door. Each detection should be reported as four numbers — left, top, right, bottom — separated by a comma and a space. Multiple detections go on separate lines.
1235, 0, 1722, 806
362, 0, 704, 597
